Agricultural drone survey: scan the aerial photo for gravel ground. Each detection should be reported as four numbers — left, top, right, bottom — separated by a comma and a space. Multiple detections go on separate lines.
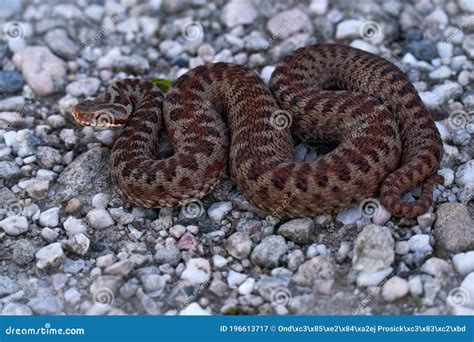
0, 0, 473, 316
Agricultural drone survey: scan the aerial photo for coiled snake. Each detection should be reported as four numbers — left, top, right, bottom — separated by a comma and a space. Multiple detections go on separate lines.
72, 44, 443, 219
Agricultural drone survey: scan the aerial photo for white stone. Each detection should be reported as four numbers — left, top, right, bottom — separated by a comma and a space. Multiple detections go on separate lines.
86, 208, 114, 229
207, 202, 232, 221
435, 122, 450, 142
212, 255, 228, 269
408, 276, 423, 297
309, 0, 328, 15
349, 39, 380, 54
421, 257, 451, 277
417, 212, 435, 228
39, 207, 60, 227
63, 216, 88, 237
408, 234, 433, 254
455, 160, 474, 186
382, 276, 409, 302
267, 8, 311, 39
35, 242, 64, 269
335, 19, 364, 40
169, 225, 186, 239
437, 168, 454, 186
452, 251, 474, 275
429, 65, 452, 79
64, 233, 90, 256
66, 78, 100, 97
458, 0, 474, 12
180, 258, 211, 285
460, 272, 474, 308
0, 216, 28, 236
227, 270, 247, 288
238, 277, 255, 295
222, 0, 257, 27
372, 204, 391, 225
41, 227, 58, 242
260, 65, 275, 85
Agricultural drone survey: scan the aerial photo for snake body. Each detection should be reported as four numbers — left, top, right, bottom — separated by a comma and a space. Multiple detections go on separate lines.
72, 44, 443, 219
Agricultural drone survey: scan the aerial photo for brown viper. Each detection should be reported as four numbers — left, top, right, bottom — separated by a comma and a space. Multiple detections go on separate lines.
72, 44, 443, 219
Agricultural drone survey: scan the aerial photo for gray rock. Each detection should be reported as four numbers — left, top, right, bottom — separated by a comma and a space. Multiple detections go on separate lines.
12, 46, 67, 96
64, 288, 81, 303
0, 275, 18, 296
63, 216, 88, 237
207, 201, 232, 221
0, 161, 21, 179
0, 71, 23, 93
419, 81, 463, 110
35, 242, 64, 269
420, 257, 451, 277
63, 258, 85, 273
463, 34, 474, 58
356, 267, 393, 287
154, 244, 180, 266
459, 0, 474, 12
277, 218, 314, 244
140, 274, 166, 294
159, 40, 183, 59
336, 207, 361, 225
352, 224, 394, 273
225, 232, 252, 259
18, 179, 49, 199
12, 239, 36, 265
28, 296, 64, 315
16, 129, 37, 157
41, 227, 58, 242
251, 235, 288, 268
435, 203, 474, 255
0, 216, 28, 236
408, 234, 433, 254
44, 28, 80, 60
104, 260, 134, 277
292, 256, 335, 294
455, 160, 474, 186
267, 8, 312, 39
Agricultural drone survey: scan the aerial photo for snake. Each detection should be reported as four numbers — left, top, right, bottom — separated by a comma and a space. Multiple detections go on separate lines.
72, 44, 443, 219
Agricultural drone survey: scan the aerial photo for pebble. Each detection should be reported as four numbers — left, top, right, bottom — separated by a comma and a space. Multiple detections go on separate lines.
225, 232, 252, 260
435, 203, 474, 255
382, 276, 409, 302
159, 40, 183, 59
44, 28, 80, 60
222, 0, 257, 27
169, 225, 186, 239
177, 232, 199, 251
63, 216, 88, 237
356, 267, 393, 287
86, 208, 114, 229
438, 168, 454, 186
0, 216, 28, 236
180, 258, 211, 285
408, 276, 423, 297
251, 235, 288, 268
421, 257, 451, 277
459, 0, 474, 12
309, 0, 328, 15
28, 297, 64, 315
16, 129, 37, 157
417, 212, 435, 228
407, 234, 433, 254
429, 65, 452, 79
66, 78, 101, 97
0, 161, 21, 179
0, 71, 23, 93
179, 302, 210, 315
140, 274, 166, 295
64, 233, 90, 256
372, 205, 391, 225
38, 207, 60, 227
18, 179, 49, 199
227, 270, 247, 288
395, 241, 410, 255
35, 242, 64, 269
63, 258, 85, 273
419, 82, 463, 110
238, 277, 255, 295
154, 243, 180, 266
455, 160, 474, 186
109, 208, 134, 225
207, 201, 232, 221
12, 46, 66, 96
12, 239, 35, 265
41, 227, 58, 242
460, 272, 474, 308
212, 255, 228, 269
292, 256, 335, 294
277, 218, 314, 244
463, 34, 474, 58
267, 8, 312, 39
0, 276, 18, 296
2, 303, 33, 315
452, 251, 474, 275
64, 288, 81, 304
352, 225, 395, 273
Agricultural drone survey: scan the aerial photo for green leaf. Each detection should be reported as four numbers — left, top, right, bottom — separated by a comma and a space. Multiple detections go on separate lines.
149, 78, 173, 93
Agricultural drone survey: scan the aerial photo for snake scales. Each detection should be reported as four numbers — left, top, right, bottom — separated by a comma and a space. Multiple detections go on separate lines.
72, 44, 443, 219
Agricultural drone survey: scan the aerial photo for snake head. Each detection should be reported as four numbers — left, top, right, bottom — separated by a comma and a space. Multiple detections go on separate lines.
72, 99, 130, 128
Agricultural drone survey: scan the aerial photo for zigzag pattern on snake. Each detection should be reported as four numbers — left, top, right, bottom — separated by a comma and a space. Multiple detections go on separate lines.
72, 44, 443, 219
